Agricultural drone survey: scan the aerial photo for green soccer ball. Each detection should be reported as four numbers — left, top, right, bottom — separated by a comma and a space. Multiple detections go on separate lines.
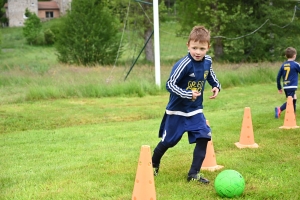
214, 169, 245, 198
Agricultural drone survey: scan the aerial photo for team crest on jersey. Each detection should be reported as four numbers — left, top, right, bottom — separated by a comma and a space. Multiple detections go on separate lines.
204, 71, 209, 79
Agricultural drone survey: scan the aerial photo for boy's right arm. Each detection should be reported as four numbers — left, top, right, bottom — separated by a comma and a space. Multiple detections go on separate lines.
276, 67, 283, 90
166, 64, 193, 100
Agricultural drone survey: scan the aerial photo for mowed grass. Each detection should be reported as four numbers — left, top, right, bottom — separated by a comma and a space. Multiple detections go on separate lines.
1, 83, 300, 199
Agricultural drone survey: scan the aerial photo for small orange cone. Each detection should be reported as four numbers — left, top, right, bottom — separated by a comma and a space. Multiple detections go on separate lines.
132, 145, 156, 200
235, 107, 259, 148
279, 96, 299, 129
201, 120, 223, 171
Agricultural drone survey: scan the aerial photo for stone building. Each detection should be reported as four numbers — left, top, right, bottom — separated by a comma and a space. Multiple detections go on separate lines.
4, 0, 72, 27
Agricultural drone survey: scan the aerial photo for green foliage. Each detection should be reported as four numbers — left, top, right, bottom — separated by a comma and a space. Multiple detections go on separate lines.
0, 30, 2, 49
22, 9, 42, 45
43, 29, 55, 45
0, 0, 7, 25
24, 8, 32, 18
176, 0, 300, 62
41, 18, 64, 46
55, 0, 122, 66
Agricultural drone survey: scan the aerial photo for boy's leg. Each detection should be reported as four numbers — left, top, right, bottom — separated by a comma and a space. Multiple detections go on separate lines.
152, 141, 169, 176
293, 94, 297, 114
152, 114, 185, 176
188, 138, 207, 175
280, 103, 287, 112
187, 138, 210, 184
276, 90, 290, 118
280, 90, 296, 113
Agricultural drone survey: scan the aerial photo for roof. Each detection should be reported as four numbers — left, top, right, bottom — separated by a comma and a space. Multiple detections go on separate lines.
38, 1, 59, 10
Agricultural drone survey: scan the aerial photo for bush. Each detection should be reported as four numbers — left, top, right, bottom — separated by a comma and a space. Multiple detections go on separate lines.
55, 0, 122, 66
44, 29, 55, 45
23, 9, 42, 45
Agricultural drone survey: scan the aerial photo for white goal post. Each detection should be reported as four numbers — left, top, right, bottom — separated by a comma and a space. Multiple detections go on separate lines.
153, 0, 161, 87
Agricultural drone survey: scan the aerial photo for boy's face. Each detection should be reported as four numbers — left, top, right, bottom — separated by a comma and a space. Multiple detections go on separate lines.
187, 40, 210, 61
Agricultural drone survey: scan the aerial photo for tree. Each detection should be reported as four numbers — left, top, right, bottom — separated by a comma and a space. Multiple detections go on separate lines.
0, 0, 8, 27
23, 8, 42, 45
224, 0, 300, 62
176, 0, 300, 62
0, 30, 2, 48
55, 0, 122, 66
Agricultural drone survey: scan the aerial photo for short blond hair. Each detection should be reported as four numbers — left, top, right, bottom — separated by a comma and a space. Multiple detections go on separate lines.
187, 26, 210, 46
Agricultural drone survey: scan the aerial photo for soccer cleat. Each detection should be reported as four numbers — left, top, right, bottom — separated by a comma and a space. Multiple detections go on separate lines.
275, 107, 281, 118
153, 167, 159, 176
187, 173, 210, 184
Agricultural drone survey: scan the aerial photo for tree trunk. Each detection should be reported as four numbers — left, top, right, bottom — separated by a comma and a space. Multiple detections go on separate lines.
213, 37, 223, 61
144, 28, 154, 62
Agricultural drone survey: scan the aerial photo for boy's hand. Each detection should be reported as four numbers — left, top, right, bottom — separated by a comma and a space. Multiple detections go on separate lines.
278, 89, 283, 94
209, 87, 219, 99
192, 90, 201, 101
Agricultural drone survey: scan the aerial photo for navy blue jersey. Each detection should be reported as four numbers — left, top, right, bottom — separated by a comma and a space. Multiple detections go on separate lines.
165, 53, 221, 116
277, 60, 300, 90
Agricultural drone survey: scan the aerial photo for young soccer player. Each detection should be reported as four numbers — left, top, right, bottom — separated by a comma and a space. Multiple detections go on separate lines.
275, 47, 300, 118
151, 26, 221, 184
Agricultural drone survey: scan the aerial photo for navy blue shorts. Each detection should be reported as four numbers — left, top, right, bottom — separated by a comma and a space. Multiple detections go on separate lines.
158, 112, 211, 147
284, 89, 297, 99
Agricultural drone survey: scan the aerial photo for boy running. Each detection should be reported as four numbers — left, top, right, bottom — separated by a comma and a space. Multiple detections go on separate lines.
275, 47, 300, 118
152, 26, 221, 184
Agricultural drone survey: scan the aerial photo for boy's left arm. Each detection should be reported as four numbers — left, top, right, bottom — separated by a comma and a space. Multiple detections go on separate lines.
209, 87, 219, 99
206, 67, 221, 99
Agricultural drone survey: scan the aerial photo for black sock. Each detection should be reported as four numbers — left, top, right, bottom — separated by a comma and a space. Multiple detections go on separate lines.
280, 102, 287, 112
293, 99, 297, 113
188, 139, 208, 176
152, 141, 168, 168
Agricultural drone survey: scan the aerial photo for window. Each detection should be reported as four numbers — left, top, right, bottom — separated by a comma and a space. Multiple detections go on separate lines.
46, 12, 54, 18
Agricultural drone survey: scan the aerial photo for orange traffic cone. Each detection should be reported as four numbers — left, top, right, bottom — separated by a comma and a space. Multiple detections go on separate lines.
235, 107, 259, 149
279, 96, 299, 129
201, 120, 223, 171
132, 145, 156, 200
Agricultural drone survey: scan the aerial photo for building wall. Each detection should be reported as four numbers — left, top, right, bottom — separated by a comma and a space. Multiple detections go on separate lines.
8, 0, 38, 27
7, 0, 72, 27
54, 0, 72, 15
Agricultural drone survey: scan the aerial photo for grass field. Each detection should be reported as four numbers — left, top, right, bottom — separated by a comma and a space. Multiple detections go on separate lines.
1, 83, 300, 199
1, 23, 300, 199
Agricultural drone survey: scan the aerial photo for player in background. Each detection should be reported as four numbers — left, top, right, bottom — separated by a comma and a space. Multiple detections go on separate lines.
275, 47, 300, 118
151, 26, 221, 184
